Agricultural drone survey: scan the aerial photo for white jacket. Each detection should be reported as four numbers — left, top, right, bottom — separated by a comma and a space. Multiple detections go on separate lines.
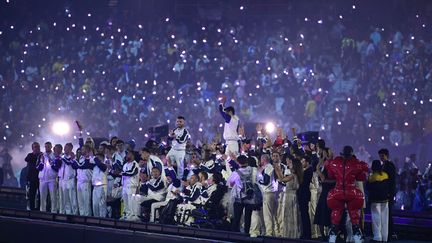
165, 183, 180, 202
58, 154, 76, 181
76, 157, 94, 183
224, 116, 239, 141
146, 176, 167, 201
92, 157, 108, 186
37, 152, 58, 182
257, 163, 277, 193
170, 127, 190, 150
122, 160, 139, 192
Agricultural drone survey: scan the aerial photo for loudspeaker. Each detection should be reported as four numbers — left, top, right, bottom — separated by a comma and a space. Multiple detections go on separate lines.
148, 124, 169, 142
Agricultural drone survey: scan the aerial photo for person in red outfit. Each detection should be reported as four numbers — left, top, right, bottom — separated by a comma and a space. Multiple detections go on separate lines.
325, 146, 368, 243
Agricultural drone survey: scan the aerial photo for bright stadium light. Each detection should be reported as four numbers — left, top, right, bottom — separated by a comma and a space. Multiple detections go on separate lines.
265, 122, 275, 133
52, 121, 70, 136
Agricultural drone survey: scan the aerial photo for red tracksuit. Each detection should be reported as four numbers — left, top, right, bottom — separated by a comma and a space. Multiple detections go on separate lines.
325, 156, 368, 226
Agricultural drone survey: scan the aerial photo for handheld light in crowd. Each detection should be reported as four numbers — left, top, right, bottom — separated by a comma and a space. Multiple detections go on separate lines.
265, 122, 275, 133
52, 121, 70, 136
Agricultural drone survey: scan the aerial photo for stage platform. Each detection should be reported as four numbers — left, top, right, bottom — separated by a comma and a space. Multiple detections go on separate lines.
1, 187, 431, 242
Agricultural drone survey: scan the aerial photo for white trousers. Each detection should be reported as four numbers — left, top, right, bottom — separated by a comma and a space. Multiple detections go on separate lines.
225, 140, 239, 156
92, 185, 107, 217
167, 149, 185, 179
150, 200, 169, 222
122, 186, 137, 219
129, 194, 155, 220
275, 191, 285, 237
262, 192, 277, 236
250, 209, 264, 237
371, 202, 389, 242
39, 180, 58, 213
309, 188, 320, 238
59, 179, 78, 215
77, 181, 92, 216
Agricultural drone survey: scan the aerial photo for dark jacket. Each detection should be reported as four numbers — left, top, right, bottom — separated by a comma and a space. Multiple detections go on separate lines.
24, 152, 41, 182
297, 166, 313, 202
367, 171, 390, 203
382, 160, 396, 198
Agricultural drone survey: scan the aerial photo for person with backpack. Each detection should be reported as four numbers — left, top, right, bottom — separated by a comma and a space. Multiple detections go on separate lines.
228, 155, 261, 234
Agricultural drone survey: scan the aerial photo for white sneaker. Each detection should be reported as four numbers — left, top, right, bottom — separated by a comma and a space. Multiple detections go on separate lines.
328, 234, 337, 243
128, 216, 140, 222
353, 234, 362, 243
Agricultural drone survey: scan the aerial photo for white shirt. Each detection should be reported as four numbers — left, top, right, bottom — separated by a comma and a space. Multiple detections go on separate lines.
170, 127, 190, 150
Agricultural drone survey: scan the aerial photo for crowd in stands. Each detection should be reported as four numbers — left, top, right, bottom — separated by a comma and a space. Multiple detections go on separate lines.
0, 2, 432, 240
0, 1, 431, 151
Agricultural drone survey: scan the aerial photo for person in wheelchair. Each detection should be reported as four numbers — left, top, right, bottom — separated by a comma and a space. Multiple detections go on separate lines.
190, 172, 228, 229
129, 167, 167, 221
176, 173, 202, 225
150, 170, 181, 223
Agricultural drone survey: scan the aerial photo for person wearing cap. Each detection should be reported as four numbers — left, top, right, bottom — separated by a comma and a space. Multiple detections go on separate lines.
218, 96, 240, 156
167, 116, 190, 180
325, 146, 368, 243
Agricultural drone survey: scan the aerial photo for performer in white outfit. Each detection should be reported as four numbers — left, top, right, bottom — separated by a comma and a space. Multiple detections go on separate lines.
36, 142, 61, 213
121, 151, 139, 219
73, 144, 95, 216
92, 153, 108, 217
150, 170, 181, 222
167, 116, 190, 180
218, 96, 240, 156
129, 167, 167, 221
58, 143, 78, 215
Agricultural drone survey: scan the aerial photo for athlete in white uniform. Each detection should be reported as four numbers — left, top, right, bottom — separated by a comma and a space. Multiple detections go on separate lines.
73, 144, 95, 216
92, 153, 108, 217
218, 96, 240, 156
58, 143, 78, 215
121, 152, 139, 220
36, 142, 61, 213
167, 116, 190, 180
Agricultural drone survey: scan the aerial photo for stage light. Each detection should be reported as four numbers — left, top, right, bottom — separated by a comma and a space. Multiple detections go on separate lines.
265, 122, 275, 133
52, 121, 70, 136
